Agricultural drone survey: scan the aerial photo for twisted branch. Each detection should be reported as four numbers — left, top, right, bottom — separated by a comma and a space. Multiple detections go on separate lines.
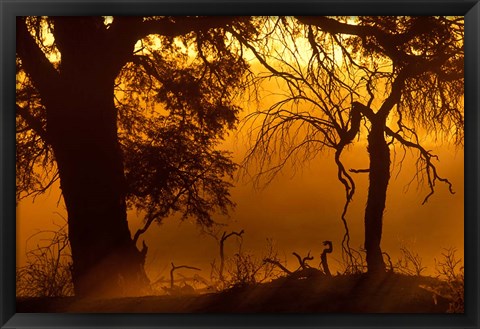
385, 127, 454, 204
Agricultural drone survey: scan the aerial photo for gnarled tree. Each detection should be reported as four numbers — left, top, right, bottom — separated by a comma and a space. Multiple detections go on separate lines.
16, 16, 257, 297
231, 16, 463, 274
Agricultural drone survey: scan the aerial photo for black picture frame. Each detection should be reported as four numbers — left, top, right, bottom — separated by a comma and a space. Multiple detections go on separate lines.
1, 1, 478, 328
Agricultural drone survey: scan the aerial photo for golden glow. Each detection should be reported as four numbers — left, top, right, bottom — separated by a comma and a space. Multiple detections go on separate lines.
28, 17, 61, 65
17, 17, 464, 304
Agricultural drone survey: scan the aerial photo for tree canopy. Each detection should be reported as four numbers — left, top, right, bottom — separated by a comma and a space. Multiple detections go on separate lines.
17, 16, 258, 234
232, 16, 463, 272
16, 16, 259, 296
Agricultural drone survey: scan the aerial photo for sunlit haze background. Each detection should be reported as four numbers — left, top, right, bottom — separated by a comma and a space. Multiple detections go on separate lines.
16, 18, 464, 284
17, 119, 464, 281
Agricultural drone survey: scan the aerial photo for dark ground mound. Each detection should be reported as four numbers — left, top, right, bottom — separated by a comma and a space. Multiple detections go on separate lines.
16, 273, 450, 313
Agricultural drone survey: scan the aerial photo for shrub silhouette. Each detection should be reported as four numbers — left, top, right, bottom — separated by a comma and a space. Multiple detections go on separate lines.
434, 248, 464, 313
394, 242, 427, 276
17, 225, 74, 297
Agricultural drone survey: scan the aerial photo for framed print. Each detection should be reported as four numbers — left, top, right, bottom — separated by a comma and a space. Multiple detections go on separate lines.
1, 1, 479, 328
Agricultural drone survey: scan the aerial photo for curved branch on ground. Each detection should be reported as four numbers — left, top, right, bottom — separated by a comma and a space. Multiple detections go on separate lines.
170, 263, 201, 289
321, 240, 333, 276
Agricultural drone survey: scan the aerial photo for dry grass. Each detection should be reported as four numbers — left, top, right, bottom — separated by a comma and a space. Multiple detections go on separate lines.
16, 225, 74, 297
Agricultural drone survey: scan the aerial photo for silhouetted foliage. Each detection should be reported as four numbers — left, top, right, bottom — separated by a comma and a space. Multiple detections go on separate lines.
16, 223, 74, 297
434, 248, 464, 313
16, 16, 258, 297
16, 58, 57, 202
15, 15, 464, 297
233, 16, 463, 274
395, 242, 427, 276
225, 245, 280, 288
206, 236, 281, 289
116, 33, 248, 237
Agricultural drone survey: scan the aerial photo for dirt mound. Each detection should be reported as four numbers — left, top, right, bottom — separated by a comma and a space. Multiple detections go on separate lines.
16, 273, 450, 313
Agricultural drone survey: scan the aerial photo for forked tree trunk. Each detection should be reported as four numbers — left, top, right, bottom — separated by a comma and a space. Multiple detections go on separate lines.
364, 120, 389, 274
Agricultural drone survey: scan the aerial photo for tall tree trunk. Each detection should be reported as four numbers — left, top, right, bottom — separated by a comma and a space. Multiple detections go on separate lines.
47, 69, 150, 297
47, 67, 148, 296
40, 18, 150, 295
364, 119, 389, 274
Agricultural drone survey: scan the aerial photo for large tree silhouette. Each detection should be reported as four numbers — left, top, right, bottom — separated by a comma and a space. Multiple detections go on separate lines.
16, 16, 256, 297
232, 16, 463, 274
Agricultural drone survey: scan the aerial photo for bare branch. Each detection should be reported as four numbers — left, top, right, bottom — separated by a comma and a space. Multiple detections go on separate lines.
16, 17, 60, 105
349, 168, 370, 174
320, 241, 333, 276
135, 16, 237, 40
292, 251, 313, 270
385, 127, 455, 204
263, 258, 293, 275
16, 105, 49, 143
170, 263, 201, 289
219, 229, 244, 282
